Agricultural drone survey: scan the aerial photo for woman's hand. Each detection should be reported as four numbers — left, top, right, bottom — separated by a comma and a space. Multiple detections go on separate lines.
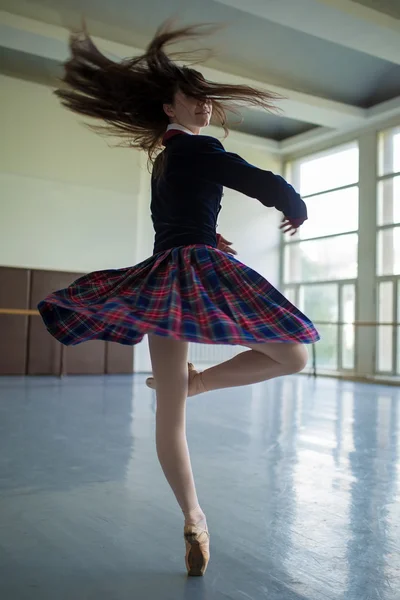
217, 234, 238, 255
280, 217, 303, 237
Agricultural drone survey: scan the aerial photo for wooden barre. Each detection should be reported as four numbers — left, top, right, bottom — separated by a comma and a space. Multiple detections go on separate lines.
0, 309, 398, 326
0, 309, 399, 327
313, 320, 400, 326
0, 308, 40, 316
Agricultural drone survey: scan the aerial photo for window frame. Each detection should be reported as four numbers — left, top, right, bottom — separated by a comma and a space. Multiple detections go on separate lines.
283, 141, 360, 373
284, 279, 357, 371
376, 126, 400, 375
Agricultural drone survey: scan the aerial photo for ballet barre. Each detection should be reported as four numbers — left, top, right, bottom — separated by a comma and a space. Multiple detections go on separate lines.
1, 309, 398, 326
311, 320, 400, 327
0, 308, 40, 315
1, 309, 399, 379
310, 319, 400, 378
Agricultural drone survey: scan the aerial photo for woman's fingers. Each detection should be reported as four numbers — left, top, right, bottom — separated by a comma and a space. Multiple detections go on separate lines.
280, 218, 291, 228
217, 234, 237, 255
219, 235, 233, 246
221, 243, 237, 255
280, 219, 298, 236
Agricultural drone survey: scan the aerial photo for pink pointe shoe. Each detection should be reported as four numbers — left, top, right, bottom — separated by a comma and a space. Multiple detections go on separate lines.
184, 523, 210, 576
146, 363, 205, 397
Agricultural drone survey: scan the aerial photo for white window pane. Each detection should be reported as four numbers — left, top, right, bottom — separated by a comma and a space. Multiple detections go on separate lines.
378, 281, 393, 323
299, 283, 338, 322
314, 325, 338, 370
284, 234, 358, 283
284, 286, 296, 304
396, 133, 400, 174
341, 284, 355, 370
397, 326, 400, 375
377, 282, 393, 373
377, 176, 400, 226
299, 144, 359, 196
378, 326, 393, 372
300, 187, 358, 240
378, 126, 400, 176
398, 281, 400, 375
377, 226, 400, 276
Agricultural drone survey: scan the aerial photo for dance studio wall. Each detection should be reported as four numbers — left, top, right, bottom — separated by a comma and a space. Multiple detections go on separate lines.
0, 73, 282, 373
0, 74, 145, 273
0, 74, 147, 373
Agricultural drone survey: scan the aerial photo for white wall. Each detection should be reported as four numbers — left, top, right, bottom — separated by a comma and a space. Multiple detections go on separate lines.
0, 172, 140, 272
0, 74, 146, 273
0, 74, 282, 372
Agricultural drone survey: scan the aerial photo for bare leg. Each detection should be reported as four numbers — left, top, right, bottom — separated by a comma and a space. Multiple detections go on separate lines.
198, 342, 308, 394
147, 342, 308, 396
148, 334, 206, 527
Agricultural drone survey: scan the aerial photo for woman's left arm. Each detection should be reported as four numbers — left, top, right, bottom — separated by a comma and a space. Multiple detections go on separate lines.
192, 136, 307, 227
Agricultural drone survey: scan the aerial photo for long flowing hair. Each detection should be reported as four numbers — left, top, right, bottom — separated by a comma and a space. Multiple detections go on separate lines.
56, 20, 280, 172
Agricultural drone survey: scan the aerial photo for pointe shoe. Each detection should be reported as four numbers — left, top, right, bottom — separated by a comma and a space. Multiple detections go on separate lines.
146, 363, 205, 396
184, 523, 210, 577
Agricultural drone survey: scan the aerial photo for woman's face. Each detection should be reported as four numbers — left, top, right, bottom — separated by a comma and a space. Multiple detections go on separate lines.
163, 90, 212, 134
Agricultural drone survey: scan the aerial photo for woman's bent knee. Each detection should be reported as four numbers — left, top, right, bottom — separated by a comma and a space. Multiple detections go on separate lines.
286, 345, 308, 374
247, 341, 308, 375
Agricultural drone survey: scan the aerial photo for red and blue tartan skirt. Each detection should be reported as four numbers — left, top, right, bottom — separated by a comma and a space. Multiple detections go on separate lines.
38, 245, 319, 346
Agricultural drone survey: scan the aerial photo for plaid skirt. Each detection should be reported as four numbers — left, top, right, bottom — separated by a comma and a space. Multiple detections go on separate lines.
38, 245, 319, 346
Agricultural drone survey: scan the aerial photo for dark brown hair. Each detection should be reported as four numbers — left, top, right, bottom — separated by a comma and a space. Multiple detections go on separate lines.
55, 20, 280, 172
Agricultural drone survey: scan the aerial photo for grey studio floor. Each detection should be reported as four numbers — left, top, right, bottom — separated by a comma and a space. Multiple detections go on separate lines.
0, 374, 399, 600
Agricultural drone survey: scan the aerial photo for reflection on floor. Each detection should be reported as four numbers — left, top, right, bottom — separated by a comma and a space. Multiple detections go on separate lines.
0, 375, 399, 600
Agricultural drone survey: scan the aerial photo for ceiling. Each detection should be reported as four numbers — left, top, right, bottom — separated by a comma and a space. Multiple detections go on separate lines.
351, 0, 400, 19
0, 0, 399, 151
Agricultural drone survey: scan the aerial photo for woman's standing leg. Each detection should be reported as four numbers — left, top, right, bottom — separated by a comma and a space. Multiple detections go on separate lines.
148, 334, 206, 528
148, 334, 210, 576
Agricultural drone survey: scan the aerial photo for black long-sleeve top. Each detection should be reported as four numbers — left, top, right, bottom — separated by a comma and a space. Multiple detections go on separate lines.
151, 131, 307, 254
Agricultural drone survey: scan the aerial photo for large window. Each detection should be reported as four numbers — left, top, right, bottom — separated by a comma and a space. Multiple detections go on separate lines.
285, 143, 359, 371
376, 126, 400, 375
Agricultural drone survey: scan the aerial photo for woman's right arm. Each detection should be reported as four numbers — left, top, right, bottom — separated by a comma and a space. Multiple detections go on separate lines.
192, 136, 307, 225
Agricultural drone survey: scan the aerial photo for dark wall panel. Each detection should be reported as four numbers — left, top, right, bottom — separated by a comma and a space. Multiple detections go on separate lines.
106, 342, 134, 375
65, 341, 106, 375
0, 267, 30, 375
28, 270, 81, 375
27, 316, 62, 376
1, 267, 135, 376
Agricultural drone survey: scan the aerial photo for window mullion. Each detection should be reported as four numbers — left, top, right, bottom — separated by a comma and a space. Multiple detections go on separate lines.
356, 130, 377, 376
338, 283, 343, 370
377, 171, 400, 182
392, 279, 398, 375
283, 141, 360, 374
284, 230, 359, 246
302, 182, 358, 200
